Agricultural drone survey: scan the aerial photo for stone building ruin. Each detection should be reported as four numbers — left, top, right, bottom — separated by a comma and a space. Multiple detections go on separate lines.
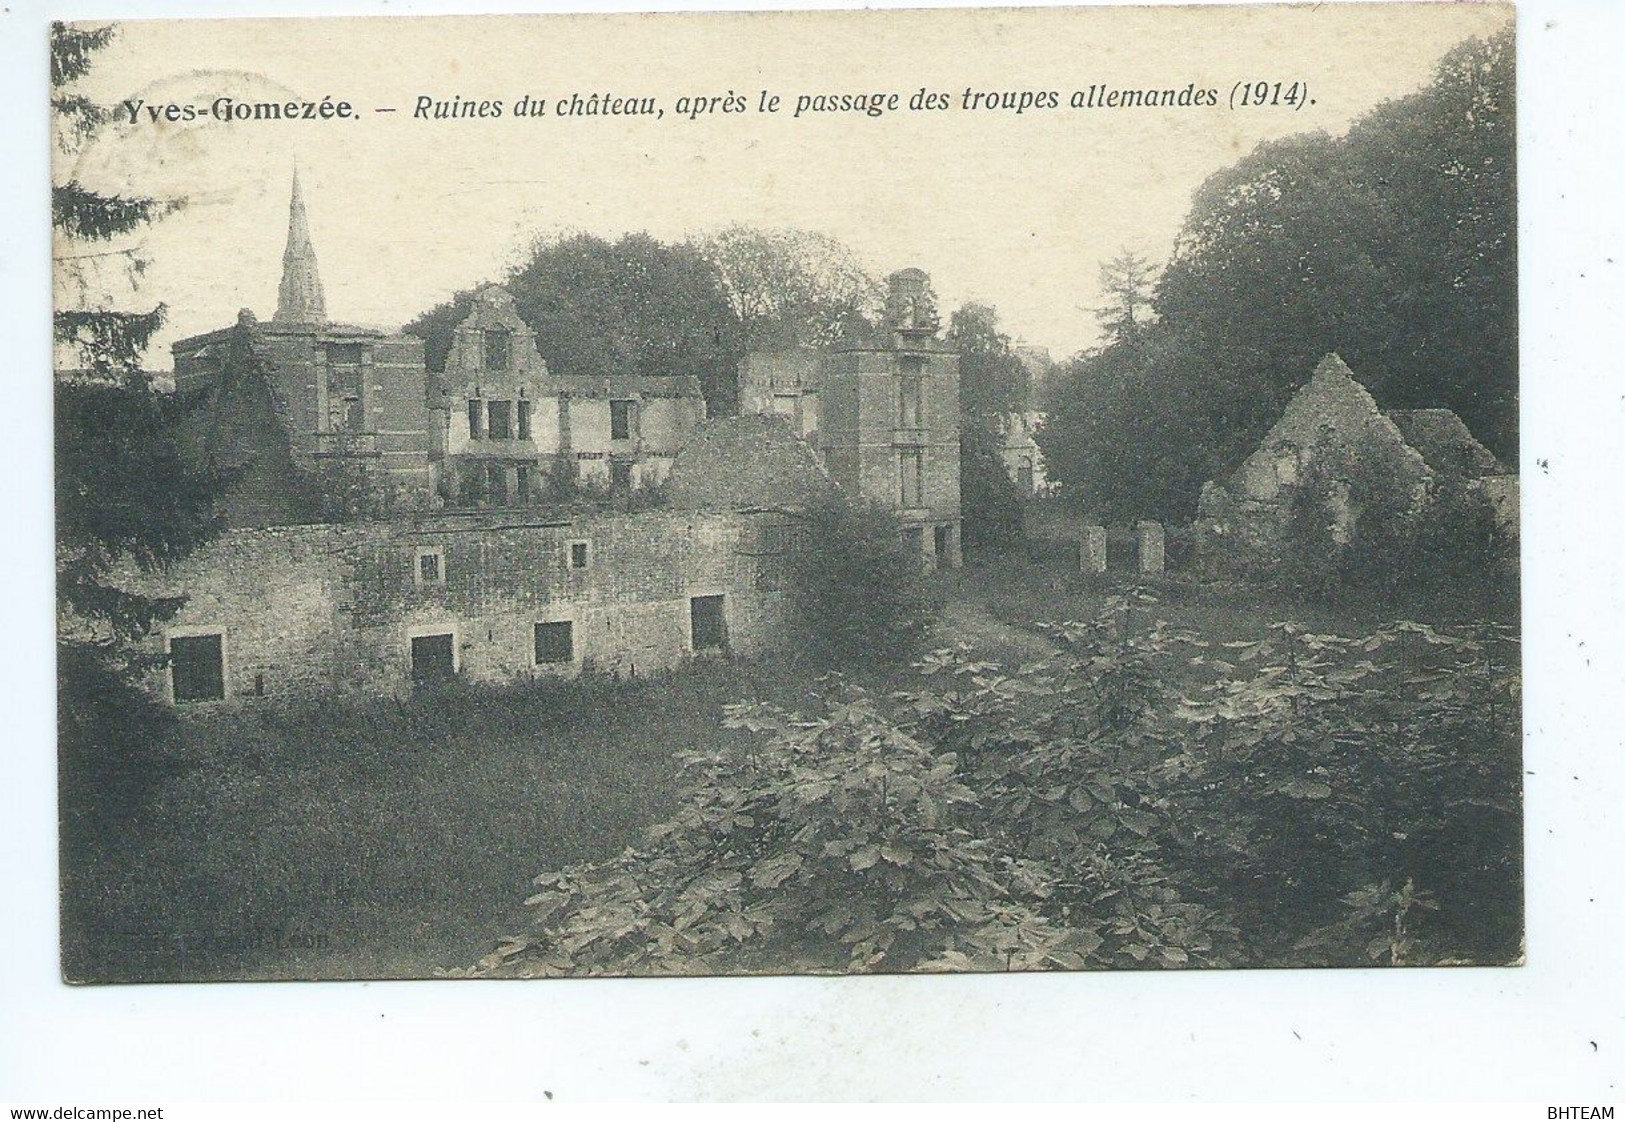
735, 267, 964, 568
136, 174, 964, 704
1192, 353, 1518, 578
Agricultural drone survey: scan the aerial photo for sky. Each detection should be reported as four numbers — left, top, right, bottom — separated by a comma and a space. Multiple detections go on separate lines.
55, 3, 1512, 368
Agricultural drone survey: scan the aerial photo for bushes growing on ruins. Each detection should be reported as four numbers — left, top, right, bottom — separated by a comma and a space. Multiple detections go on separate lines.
783, 494, 942, 668
1282, 439, 1516, 612
473, 590, 1520, 976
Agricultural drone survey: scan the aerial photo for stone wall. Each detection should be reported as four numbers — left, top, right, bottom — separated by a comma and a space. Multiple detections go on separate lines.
128, 509, 799, 704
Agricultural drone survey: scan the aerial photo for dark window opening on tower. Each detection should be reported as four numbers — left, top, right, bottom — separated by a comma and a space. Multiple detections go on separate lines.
336, 395, 362, 432
898, 374, 924, 428
610, 399, 636, 441
517, 399, 532, 441
899, 449, 925, 508
467, 399, 484, 440
484, 329, 512, 372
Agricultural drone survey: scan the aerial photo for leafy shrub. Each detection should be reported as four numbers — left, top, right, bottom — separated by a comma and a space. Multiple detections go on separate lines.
785, 494, 942, 667
475, 592, 1520, 975
1176, 618, 1521, 962
464, 683, 1092, 976
1283, 435, 1516, 612
897, 594, 1243, 968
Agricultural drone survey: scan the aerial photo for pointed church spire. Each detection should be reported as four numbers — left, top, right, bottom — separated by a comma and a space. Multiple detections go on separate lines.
274, 168, 327, 324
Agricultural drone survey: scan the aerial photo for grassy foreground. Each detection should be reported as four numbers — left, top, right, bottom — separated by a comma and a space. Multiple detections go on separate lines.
60, 661, 818, 982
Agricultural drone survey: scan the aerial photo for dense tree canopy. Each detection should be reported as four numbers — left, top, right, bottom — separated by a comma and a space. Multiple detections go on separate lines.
947, 302, 1032, 419
406, 232, 745, 415
697, 225, 882, 352
946, 302, 1032, 550
1040, 28, 1515, 524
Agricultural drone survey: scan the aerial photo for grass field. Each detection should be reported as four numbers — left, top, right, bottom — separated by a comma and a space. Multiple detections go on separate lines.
60, 661, 826, 982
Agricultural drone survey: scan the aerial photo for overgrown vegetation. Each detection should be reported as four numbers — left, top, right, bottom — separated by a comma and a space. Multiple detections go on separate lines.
54, 22, 223, 824
784, 494, 942, 668
1282, 436, 1517, 612
475, 589, 1520, 976
61, 660, 803, 983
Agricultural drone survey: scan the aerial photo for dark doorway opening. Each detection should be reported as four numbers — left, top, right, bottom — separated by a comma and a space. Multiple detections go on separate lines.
170, 633, 224, 702
689, 595, 727, 653
411, 633, 456, 683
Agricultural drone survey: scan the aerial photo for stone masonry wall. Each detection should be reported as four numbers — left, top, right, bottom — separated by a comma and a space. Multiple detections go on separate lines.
128, 509, 797, 704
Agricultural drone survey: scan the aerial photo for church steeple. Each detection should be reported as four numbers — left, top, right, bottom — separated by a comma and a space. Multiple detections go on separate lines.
274, 168, 327, 324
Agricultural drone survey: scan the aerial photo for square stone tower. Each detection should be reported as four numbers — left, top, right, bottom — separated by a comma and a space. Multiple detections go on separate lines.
819, 268, 962, 568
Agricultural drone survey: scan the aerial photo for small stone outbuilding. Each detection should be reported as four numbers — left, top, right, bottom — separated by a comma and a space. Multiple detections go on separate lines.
1193, 353, 1517, 578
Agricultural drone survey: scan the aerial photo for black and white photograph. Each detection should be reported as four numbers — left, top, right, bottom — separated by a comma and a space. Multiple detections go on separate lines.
49, 3, 1524, 984
8, 0, 1624, 1107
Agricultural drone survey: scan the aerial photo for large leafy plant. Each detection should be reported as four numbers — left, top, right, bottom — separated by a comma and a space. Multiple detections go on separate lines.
472, 592, 1519, 976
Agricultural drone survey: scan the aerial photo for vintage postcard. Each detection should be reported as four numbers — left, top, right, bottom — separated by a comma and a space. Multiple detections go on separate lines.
52, 2, 1519, 984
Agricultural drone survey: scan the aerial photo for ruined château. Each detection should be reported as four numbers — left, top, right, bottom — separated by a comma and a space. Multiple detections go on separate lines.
133, 175, 963, 704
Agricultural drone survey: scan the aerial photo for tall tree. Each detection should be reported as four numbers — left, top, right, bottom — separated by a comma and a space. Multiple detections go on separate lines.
53, 25, 223, 764
696, 225, 881, 351
946, 302, 1031, 549
1039, 26, 1515, 523
1092, 250, 1158, 345
947, 302, 1032, 419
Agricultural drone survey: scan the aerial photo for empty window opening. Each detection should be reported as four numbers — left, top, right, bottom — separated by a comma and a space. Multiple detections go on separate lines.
899, 449, 925, 508
328, 394, 363, 433
534, 621, 575, 665
568, 540, 591, 569
411, 633, 456, 684
170, 633, 225, 702
484, 329, 512, 372
690, 595, 727, 653
460, 464, 487, 504
1017, 456, 1035, 491
415, 548, 444, 585
487, 400, 513, 440
487, 462, 510, 504
517, 399, 532, 441
467, 399, 484, 440
898, 374, 924, 428
515, 462, 534, 500
934, 525, 951, 559
609, 460, 633, 494
610, 399, 636, 441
